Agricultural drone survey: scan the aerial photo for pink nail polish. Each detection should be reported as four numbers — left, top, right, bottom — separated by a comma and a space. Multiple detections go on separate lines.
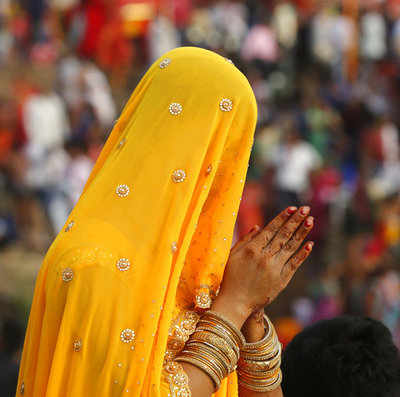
287, 206, 297, 214
305, 217, 314, 227
305, 242, 314, 251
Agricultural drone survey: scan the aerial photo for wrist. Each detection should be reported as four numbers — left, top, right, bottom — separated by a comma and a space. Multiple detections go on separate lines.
242, 310, 266, 343
211, 294, 251, 329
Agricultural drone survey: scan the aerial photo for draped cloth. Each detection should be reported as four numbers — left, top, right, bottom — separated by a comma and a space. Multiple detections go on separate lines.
17, 47, 257, 397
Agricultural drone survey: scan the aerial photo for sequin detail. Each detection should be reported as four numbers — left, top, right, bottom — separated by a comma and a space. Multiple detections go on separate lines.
62, 268, 74, 282
171, 242, 178, 253
225, 57, 234, 64
164, 361, 192, 397
73, 339, 82, 352
206, 164, 212, 175
194, 289, 212, 309
116, 184, 130, 198
65, 221, 74, 232
169, 103, 182, 115
163, 311, 198, 396
220, 98, 233, 112
116, 258, 131, 271
171, 169, 186, 183
165, 311, 200, 361
120, 328, 135, 343
20, 382, 25, 395
160, 58, 171, 69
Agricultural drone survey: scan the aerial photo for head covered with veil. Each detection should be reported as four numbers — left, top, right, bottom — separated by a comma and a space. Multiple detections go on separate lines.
17, 47, 257, 397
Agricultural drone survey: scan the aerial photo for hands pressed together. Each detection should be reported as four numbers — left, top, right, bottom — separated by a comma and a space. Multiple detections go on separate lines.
212, 206, 314, 329
178, 206, 314, 397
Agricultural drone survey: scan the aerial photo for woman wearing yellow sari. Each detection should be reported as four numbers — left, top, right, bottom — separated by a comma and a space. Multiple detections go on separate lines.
17, 47, 314, 397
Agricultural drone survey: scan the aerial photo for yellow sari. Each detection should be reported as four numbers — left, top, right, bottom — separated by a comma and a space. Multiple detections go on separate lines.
17, 47, 257, 397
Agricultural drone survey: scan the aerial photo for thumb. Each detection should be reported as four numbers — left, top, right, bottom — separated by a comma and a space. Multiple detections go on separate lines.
231, 225, 261, 253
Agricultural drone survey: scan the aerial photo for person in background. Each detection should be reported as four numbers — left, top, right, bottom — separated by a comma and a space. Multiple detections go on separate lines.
22, 66, 71, 235
63, 138, 94, 207
281, 316, 400, 397
270, 120, 322, 208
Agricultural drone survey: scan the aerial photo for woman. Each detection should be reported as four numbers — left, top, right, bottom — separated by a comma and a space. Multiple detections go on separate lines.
17, 47, 314, 397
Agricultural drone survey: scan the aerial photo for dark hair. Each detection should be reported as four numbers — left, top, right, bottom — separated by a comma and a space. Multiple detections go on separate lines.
281, 316, 400, 397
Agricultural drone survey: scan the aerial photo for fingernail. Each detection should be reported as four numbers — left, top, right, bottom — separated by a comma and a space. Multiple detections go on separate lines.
305, 216, 314, 227
250, 225, 259, 233
287, 206, 297, 214
300, 206, 310, 216
305, 241, 314, 251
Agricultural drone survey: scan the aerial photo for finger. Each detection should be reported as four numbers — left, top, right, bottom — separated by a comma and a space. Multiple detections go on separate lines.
231, 225, 261, 254
265, 206, 310, 255
252, 206, 297, 248
278, 216, 314, 262
280, 241, 314, 284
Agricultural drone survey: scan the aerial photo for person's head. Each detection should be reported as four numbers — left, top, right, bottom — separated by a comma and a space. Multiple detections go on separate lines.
281, 316, 400, 397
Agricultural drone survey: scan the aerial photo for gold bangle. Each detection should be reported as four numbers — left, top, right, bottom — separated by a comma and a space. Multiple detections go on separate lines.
180, 345, 226, 379
176, 353, 222, 390
240, 339, 282, 361
183, 343, 228, 377
202, 311, 246, 347
239, 372, 280, 387
197, 319, 240, 350
241, 339, 277, 357
186, 341, 232, 374
241, 314, 273, 351
177, 350, 223, 385
195, 324, 240, 356
238, 370, 282, 392
241, 331, 279, 353
239, 354, 282, 372
238, 365, 281, 380
190, 331, 239, 364
186, 339, 236, 373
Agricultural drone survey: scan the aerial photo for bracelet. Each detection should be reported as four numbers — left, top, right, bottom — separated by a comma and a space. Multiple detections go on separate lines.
241, 315, 273, 350
238, 314, 282, 392
176, 353, 222, 390
240, 338, 282, 361
238, 354, 281, 372
185, 341, 232, 374
195, 323, 240, 356
238, 365, 281, 380
202, 311, 246, 348
178, 348, 225, 382
241, 315, 278, 356
189, 332, 238, 369
174, 309, 244, 391
238, 370, 282, 392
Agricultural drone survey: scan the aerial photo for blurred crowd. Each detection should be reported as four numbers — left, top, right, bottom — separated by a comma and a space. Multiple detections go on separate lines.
0, 0, 400, 393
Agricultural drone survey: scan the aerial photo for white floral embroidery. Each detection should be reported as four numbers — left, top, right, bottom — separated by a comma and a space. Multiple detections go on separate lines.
169, 103, 183, 115
220, 98, 233, 112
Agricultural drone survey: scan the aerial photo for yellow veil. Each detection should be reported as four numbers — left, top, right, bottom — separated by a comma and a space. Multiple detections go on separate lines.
17, 47, 257, 397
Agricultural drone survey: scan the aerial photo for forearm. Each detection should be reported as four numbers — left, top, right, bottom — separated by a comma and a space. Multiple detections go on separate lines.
182, 363, 214, 397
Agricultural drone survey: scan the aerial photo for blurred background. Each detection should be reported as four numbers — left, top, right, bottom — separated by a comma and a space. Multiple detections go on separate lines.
0, 0, 400, 394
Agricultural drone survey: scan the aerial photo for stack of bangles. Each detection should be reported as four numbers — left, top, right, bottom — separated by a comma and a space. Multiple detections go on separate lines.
237, 315, 282, 392
175, 311, 282, 392
176, 310, 245, 390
